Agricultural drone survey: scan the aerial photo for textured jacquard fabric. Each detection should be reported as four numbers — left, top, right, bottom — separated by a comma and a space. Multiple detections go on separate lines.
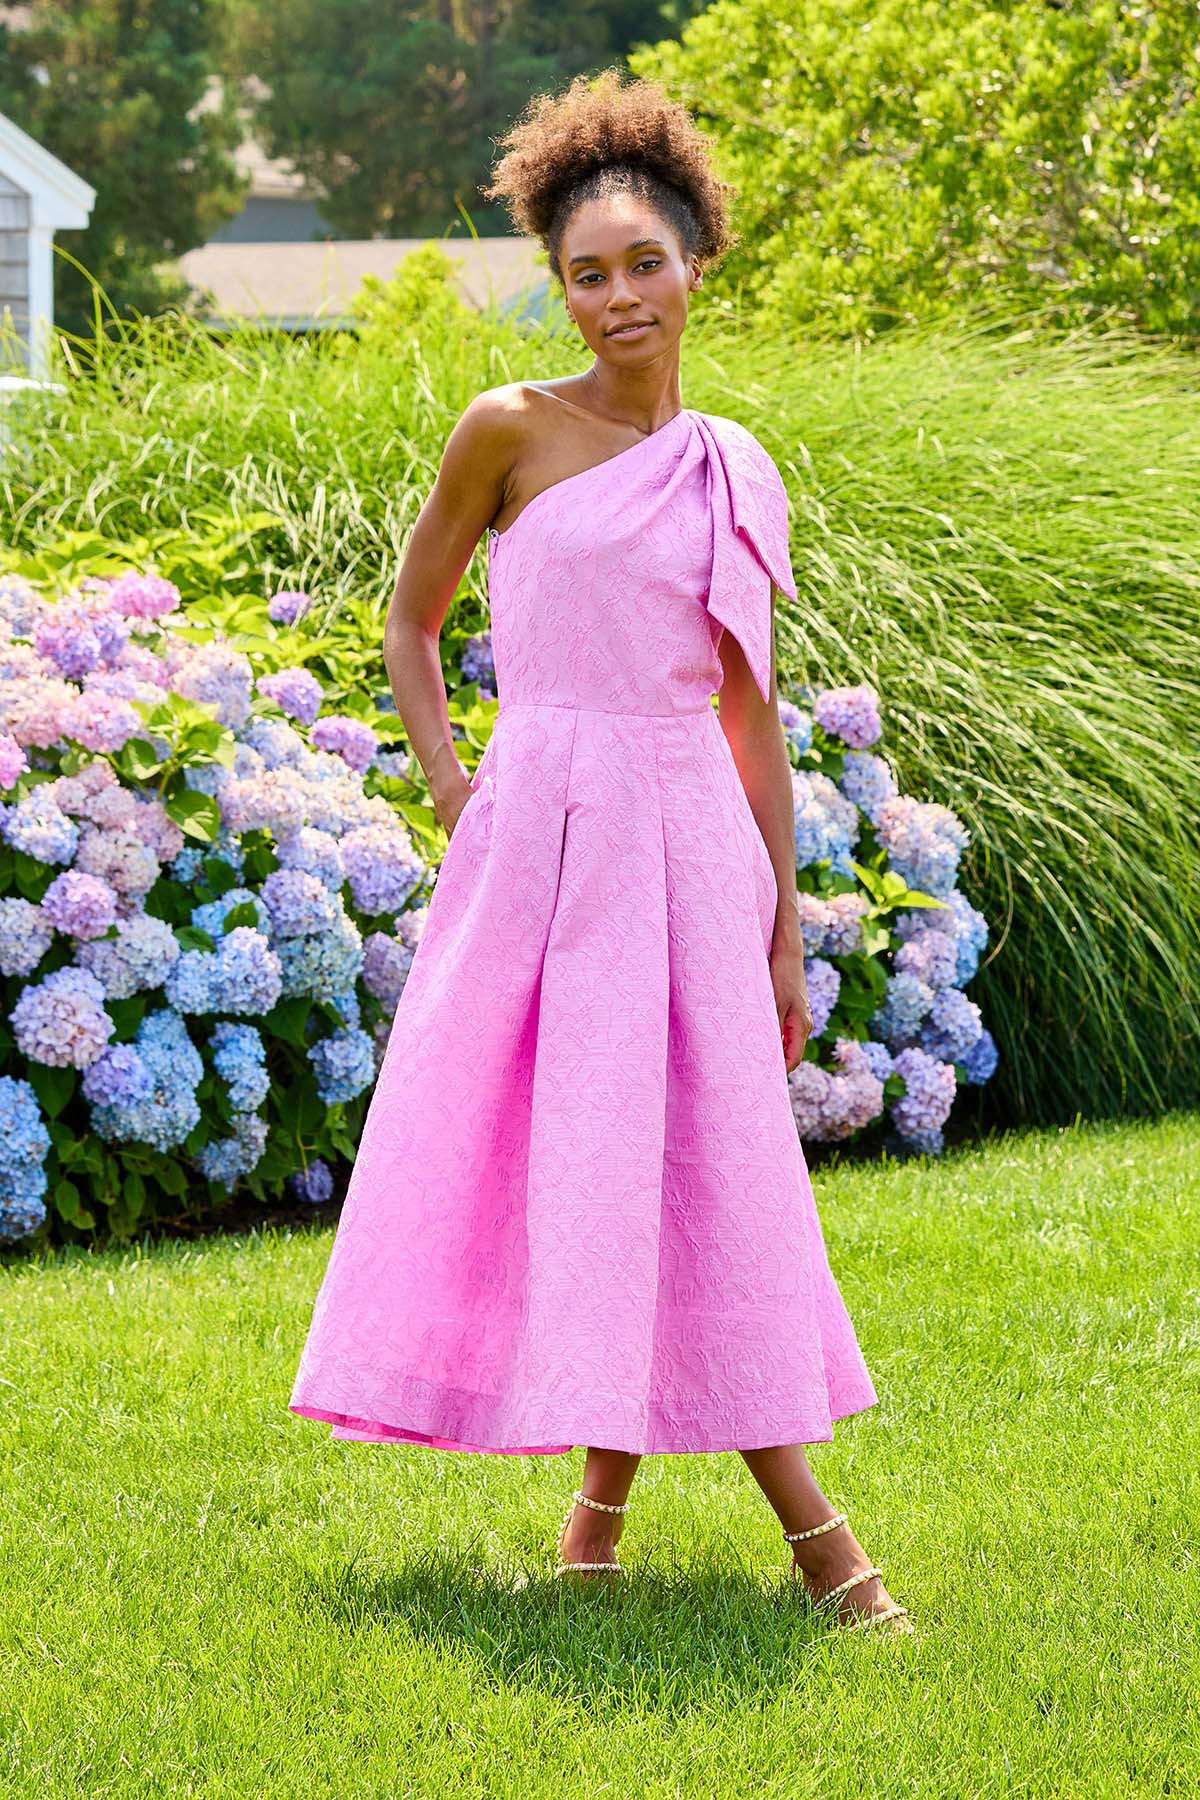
289, 407, 879, 1455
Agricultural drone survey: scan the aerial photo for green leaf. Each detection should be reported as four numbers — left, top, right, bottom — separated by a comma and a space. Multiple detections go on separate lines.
54, 1179, 95, 1231
202, 857, 239, 898
222, 901, 261, 933
116, 736, 167, 781
107, 995, 148, 1041
164, 789, 221, 842
263, 996, 312, 1048
28, 1062, 76, 1120
175, 925, 217, 953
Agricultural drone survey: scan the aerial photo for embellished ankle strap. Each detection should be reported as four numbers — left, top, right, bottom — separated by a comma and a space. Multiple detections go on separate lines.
783, 1509, 848, 1543
570, 1488, 630, 1514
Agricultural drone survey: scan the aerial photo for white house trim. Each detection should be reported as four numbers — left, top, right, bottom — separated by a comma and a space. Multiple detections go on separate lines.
0, 108, 95, 378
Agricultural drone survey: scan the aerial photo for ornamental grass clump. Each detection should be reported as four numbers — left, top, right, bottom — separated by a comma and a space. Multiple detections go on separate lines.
0, 570, 442, 1247
781, 681, 998, 1157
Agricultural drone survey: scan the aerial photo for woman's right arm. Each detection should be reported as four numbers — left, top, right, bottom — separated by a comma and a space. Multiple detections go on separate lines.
382, 391, 521, 835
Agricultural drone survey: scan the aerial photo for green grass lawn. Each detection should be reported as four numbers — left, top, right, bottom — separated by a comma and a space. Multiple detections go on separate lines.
2, 1112, 1196, 1799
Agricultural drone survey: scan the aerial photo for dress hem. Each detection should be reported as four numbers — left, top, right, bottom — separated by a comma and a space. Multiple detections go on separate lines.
288, 1393, 879, 1457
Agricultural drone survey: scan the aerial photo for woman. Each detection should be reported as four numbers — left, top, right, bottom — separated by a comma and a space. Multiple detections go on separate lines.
290, 69, 911, 1634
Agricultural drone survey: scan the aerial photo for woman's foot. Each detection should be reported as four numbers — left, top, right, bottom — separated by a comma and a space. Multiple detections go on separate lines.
556, 1500, 626, 1582
788, 1520, 914, 1632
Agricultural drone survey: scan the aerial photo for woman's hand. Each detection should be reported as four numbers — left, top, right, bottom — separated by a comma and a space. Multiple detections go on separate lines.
769, 910, 813, 1074
436, 777, 475, 840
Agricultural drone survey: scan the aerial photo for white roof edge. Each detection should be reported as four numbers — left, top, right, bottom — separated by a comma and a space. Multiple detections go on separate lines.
0, 109, 96, 225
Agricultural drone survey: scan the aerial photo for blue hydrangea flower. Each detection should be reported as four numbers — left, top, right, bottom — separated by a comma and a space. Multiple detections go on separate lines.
876, 796, 969, 899
165, 948, 217, 1013
274, 826, 345, 892
307, 1027, 375, 1104
792, 770, 859, 875
287, 1159, 334, 1205
190, 887, 268, 938
459, 631, 494, 688
948, 891, 989, 985
0, 1076, 52, 1170
895, 927, 959, 990
277, 916, 363, 1003
195, 1111, 268, 1190
960, 1027, 998, 1085
212, 928, 283, 1015
1, 792, 79, 864
870, 970, 935, 1051
858, 1040, 894, 1084
837, 750, 899, 826
919, 987, 983, 1064
339, 825, 424, 916
240, 718, 306, 770
208, 1022, 270, 1111
0, 1161, 48, 1244
90, 1008, 203, 1152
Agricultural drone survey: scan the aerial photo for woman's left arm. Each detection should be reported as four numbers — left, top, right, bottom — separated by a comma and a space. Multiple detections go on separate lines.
716, 613, 812, 1073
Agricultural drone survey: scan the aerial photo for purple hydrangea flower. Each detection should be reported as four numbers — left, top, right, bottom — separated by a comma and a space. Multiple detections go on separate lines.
0, 897, 55, 977
371, 749, 412, 781
267, 589, 312, 625
361, 930, 416, 1012
310, 715, 379, 774
175, 643, 253, 730
240, 719, 306, 770
890, 1045, 957, 1150
777, 699, 813, 757
33, 596, 129, 680
813, 683, 882, 749
77, 912, 180, 999
260, 869, 341, 939
75, 826, 159, 901
258, 668, 323, 728
339, 825, 423, 915
894, 927, 959, 990
307, 1027, 376, 1104
858, 1040, 894, 1084
40, 870, 119, 941
823, 891, 870, 956
80, 1044, 154, 1107
803, 957, 842, 1038
287, 1159, 334, 1204
460, 631, 494, 687
11, 966, 114, 1068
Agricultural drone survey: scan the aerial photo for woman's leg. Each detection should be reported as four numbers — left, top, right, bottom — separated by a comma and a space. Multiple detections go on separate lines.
740, 1443, 904, 1622
558, 1446, 641, 1563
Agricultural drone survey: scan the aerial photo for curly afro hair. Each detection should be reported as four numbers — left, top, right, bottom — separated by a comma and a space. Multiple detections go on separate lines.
481, 68, 738, 287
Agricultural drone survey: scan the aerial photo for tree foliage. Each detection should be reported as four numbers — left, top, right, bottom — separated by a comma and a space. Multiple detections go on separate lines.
0, 0, 246, 337
631, 0, 1200, 341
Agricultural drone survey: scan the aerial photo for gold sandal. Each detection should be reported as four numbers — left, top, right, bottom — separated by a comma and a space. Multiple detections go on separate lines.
783, 1510, 913, 1632
555, 1488, 630, 1578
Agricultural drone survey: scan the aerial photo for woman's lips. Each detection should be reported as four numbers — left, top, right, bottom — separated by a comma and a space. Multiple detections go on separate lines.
607, 321, 654, 338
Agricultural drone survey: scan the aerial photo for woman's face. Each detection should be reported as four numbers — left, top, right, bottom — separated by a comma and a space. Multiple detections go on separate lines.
558, 193, 700, 363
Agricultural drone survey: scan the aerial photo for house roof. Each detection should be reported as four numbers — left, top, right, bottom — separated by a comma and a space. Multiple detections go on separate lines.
177, 236, 552, 328
0, 108, 95, 226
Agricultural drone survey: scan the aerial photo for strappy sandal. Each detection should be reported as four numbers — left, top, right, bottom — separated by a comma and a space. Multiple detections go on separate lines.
555, 1488, 630, 1579
783, 1510, 913, 1633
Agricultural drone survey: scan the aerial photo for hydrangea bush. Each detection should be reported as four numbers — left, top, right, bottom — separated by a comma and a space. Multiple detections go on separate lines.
0, 568, 499, 1248
777, 683, 998, 1156
0, 556, 995, 1248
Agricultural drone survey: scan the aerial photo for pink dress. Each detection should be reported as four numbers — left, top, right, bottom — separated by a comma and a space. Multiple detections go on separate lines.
289, 406, 879, 1455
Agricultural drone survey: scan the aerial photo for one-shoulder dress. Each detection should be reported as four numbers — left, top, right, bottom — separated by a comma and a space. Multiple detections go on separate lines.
289, 406, 879, 1455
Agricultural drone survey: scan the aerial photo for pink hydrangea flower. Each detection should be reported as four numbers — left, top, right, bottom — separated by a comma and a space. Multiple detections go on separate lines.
63, 690, 142, 753
0, 732, 27, 788
105, 572, 182, 620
